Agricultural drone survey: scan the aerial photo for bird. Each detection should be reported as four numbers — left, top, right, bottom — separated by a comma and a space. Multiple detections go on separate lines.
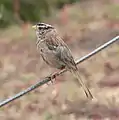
32, 23, 93, 99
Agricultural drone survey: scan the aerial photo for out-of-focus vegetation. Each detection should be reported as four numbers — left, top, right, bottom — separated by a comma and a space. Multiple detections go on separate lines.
0, 0, 79, 28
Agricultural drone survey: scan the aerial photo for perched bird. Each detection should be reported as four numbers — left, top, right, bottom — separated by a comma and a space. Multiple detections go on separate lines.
32, 23, 93, 99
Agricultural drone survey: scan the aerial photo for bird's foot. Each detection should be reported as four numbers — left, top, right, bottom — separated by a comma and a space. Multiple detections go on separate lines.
46, 72, 59, 85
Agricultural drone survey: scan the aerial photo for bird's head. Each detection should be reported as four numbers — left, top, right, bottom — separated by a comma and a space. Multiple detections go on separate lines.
32, 23, 55, 38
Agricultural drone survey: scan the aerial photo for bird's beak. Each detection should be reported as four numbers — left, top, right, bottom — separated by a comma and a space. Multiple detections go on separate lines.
32, 25, 36, 29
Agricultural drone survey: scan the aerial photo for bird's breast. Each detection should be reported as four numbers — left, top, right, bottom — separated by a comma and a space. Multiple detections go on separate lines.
37, 43, 65, 69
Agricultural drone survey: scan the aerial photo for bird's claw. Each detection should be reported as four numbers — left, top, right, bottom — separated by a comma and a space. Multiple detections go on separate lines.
46, 72, 57, 85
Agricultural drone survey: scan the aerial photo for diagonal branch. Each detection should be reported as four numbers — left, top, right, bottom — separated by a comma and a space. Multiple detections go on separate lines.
0, 36, 119, 108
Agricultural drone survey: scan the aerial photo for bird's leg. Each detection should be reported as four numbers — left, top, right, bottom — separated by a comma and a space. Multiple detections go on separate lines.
50, 66, 65, 83
46, 70, 60, 85
50, 70, 60, 83
47, 67, 65, 84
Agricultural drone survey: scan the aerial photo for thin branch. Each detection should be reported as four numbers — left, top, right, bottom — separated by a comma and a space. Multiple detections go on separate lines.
0, 36, 119, 108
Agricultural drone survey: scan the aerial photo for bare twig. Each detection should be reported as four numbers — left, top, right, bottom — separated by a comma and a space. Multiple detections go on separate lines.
0, 36, 119, 108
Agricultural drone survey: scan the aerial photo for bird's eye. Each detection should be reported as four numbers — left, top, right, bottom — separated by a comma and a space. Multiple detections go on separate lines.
38, 26, 43, 30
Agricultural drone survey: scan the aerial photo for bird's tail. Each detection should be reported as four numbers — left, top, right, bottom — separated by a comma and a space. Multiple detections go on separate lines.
71, 69, 93, 99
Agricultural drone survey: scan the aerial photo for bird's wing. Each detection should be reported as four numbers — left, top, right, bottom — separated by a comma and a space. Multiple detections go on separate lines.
45, 33, 77, 70
55, 44, 77, 71
52, 35, 77, 70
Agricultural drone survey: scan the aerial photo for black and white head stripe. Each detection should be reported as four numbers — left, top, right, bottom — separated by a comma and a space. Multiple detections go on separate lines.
36, 23, 54, 29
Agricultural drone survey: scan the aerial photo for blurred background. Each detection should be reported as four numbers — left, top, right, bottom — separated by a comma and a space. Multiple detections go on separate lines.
0, 0, 119, 119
